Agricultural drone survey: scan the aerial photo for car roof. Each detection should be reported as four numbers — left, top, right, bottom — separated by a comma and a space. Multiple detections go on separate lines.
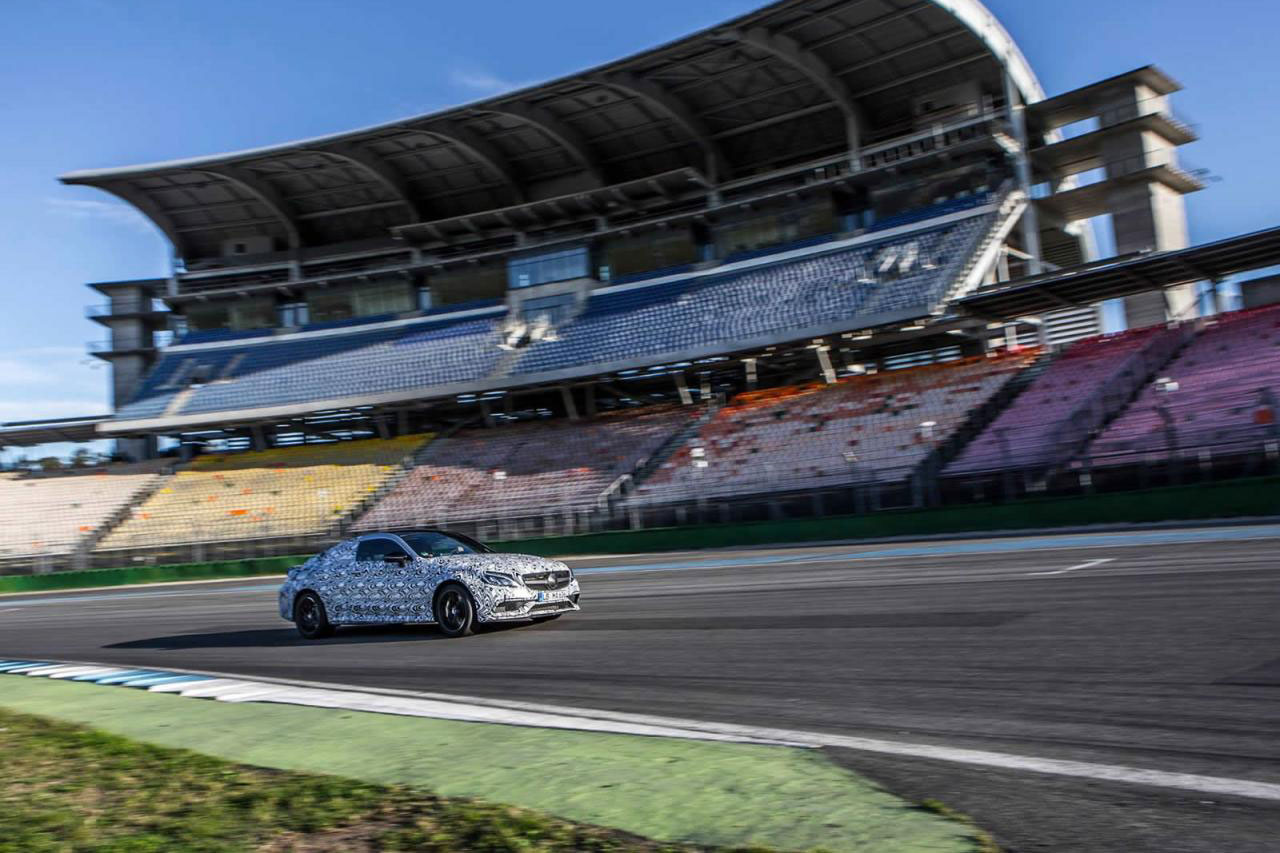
354, 529, 454, 542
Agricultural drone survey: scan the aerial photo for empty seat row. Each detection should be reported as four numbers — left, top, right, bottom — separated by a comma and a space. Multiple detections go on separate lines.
1086, 304, 1280, 465
513, 212, 996, 377
0, 470, 159, 558
95, 435, 432, 551
634, 352, 1034, 504
355, 407, 691, 529
946, 325, 1179, 476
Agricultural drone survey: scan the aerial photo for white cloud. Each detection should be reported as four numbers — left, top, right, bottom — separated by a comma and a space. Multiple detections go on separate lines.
448, 68, 537, 96
46, 197, 156, 234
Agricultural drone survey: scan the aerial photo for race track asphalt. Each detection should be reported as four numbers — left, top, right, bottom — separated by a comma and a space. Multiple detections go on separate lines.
3, 524, 1279, 852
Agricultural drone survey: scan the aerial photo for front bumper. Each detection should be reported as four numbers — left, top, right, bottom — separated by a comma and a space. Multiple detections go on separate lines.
482, 580, 581, 622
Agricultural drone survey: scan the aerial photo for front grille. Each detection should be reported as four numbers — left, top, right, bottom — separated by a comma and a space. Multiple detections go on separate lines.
523, 570, 572, 590
530, 600, 573, 614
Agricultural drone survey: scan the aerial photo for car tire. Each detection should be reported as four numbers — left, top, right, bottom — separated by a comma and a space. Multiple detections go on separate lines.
434, 584, 477, 638
294, 591, 335, 640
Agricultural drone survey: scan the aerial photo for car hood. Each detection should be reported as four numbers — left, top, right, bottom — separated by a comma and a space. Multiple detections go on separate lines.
427, 553, 566, 576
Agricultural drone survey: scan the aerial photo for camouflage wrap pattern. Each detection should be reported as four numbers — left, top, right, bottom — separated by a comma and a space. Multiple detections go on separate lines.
278, 536, 579, 626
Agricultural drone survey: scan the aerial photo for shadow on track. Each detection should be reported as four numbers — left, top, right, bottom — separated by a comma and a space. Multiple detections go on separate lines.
105, 621, 536, 650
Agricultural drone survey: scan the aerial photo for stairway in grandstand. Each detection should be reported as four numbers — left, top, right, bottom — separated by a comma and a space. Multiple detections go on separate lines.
94, 435, 432, 553
597, 398, 726, 514
629, 351, 1038, 506
1082, 304, 1280, 467
943, 321, 1199, 483
913, 346, 1056, 491
353, 407, 694, 533
487, 195, 1011, 385
937, 187, 1027, 308
0, 463, 169, 569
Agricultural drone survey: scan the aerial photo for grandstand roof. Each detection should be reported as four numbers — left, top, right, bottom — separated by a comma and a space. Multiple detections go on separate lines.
59, 0, 1040, 261
0, 415, 112, 447
959, 226, 1280, 318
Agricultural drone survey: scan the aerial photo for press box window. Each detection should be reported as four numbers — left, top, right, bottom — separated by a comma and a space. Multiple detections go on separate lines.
507, 246, 590, 290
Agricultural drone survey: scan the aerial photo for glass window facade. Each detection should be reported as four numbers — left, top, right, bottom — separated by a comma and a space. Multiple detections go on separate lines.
507, 246, 590, 290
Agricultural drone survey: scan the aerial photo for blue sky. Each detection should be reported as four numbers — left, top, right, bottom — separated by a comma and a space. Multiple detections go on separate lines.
0, 0, 1277, 429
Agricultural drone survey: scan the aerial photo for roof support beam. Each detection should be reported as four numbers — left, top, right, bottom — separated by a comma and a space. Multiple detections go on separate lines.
726, 27, 863, 164
199, 166, 302, 249
311, 143, 425, 222
592, 72, 732, 185
421, 121, 526, 204
484, 103, 604, 188
94, 182, 188, 257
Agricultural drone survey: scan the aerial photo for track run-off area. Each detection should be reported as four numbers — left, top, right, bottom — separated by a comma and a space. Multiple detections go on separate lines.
3, 523, 1280, 852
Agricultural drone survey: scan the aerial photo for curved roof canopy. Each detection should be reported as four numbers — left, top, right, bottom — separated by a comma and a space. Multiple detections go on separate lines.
60, 0, 1041, 261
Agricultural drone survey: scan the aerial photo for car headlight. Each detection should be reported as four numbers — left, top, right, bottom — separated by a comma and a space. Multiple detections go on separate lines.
482, 572, 519, 587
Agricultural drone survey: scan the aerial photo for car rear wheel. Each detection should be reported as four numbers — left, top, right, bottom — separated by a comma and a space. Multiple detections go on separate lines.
294, 591, 335, 640
434, 584, 476, 637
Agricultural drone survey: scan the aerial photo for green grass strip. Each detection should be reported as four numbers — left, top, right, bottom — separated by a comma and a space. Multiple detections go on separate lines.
0, 704, 732, 852
0, 676, 984, 852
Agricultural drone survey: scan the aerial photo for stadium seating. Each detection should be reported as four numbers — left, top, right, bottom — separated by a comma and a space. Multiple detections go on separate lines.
0, 469, 160, 559
514, 211, 996, 376
355, 407, 690, 529
110, 201, 1004, 425
1087, 305, 1280, 465
96, 435, 430, 551
634, 352, 1034, 503
117, 309, 506, 421
945, 325, 1180, 476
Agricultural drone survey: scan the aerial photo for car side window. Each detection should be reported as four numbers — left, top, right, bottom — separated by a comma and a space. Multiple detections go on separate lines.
355, 540, 385, 562
356, 538, 410, 564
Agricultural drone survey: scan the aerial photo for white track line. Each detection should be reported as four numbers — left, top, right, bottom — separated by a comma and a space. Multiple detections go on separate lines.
1027, 557, 1114, 577
10, 661, 1280, 802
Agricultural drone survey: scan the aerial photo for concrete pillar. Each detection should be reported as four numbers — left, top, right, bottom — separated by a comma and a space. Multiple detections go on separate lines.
1004, 72, 1042, 275
559, 386, 579, 420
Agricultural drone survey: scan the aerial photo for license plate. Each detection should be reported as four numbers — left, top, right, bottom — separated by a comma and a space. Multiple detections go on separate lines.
536, 592, 546, 602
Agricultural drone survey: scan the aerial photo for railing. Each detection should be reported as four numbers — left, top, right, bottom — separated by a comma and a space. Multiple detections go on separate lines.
87, 338, 155, 353
86, 299, 167, 318
1096, 96, 1196, 136
1034, 149, 1205, 198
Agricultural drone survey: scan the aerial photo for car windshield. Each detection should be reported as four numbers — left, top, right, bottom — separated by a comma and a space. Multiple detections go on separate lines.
400, 531, 491, 557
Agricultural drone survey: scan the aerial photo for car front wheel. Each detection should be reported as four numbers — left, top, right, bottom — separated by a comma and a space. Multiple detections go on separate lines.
294, 591, 335, 640
434, 584, 476, 638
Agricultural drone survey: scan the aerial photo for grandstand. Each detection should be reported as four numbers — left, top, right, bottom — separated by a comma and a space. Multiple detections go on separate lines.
636, 351, 1035, 503
0, 467, 162, 563
356, 407, 691, 533
97, 435, 429, 553
1086, 304, 1280, 466
945, 324, 1190, 477
8, 0, 1280, 572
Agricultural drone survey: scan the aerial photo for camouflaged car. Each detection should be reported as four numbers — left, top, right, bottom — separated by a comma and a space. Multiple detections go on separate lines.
279, 530, 580, 639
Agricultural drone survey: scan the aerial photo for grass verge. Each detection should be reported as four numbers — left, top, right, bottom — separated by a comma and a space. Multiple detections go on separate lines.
0, 705, 745, 852
0, 676, 988, 852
